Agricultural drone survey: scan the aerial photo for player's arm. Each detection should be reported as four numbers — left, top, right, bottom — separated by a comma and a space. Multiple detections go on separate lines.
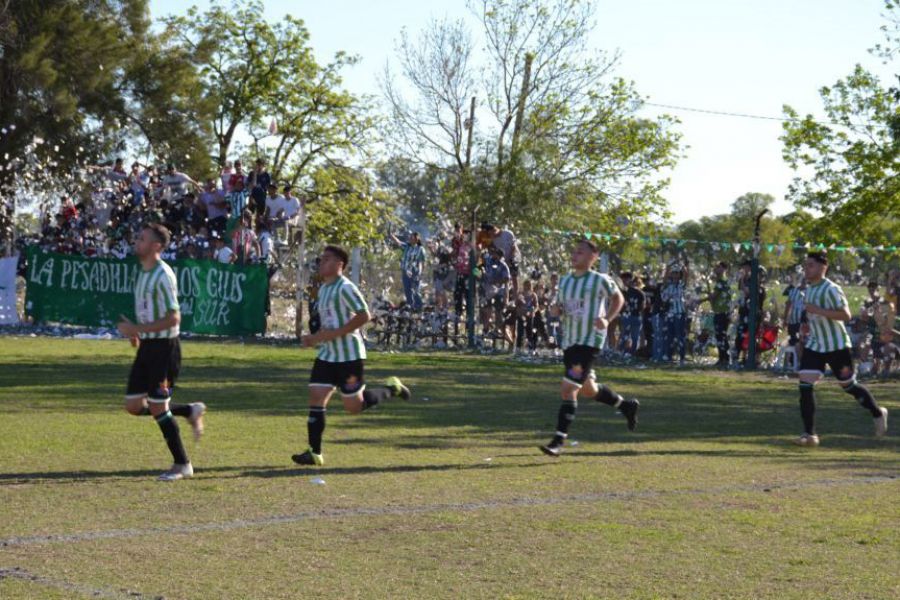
597, 290, 625, 330
303, 310, 371, 347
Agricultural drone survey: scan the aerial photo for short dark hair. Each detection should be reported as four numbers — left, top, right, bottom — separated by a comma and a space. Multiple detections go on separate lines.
621, 271, 633, 279
323, 244, 349, 267
868, 280, 879, 288
716, 261, 728, 269
577, 238, 599, 254
807, 251, 828, 266
144, 223, 171, 247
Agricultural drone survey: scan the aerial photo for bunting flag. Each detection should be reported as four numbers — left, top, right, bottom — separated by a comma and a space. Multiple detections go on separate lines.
539, 228, 900, 254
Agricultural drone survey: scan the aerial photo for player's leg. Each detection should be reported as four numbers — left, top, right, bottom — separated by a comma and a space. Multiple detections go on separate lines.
340, 361, 409, 415
163, 340, 206, 441
147, 345, 192, 481
294, 359, 336, 466
540, 347, 588, 456
124, 344, 151, 416
830, 350, 888, 437
582, 357, 640, 432
795, 350, 825, 446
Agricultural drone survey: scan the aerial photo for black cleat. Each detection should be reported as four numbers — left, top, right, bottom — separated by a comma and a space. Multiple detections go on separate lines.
620, 398, 640, 431
291, 448, 324, 466
539, 443, 562, 457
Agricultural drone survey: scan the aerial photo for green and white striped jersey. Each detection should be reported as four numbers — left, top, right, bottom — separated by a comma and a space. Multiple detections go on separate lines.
557, 270, 619, 350
316, 275, 369, 362
804, 277, 852, 353
134, 260, 180, 339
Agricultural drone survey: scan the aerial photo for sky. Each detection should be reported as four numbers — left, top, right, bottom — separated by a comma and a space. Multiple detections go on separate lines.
151, 0, 892, 224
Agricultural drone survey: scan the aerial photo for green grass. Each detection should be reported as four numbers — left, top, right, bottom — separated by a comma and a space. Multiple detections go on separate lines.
0, 338, 898, 599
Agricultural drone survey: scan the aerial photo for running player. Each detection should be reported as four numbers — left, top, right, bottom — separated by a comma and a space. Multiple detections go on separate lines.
117, 223, 205, 481
292, 245, 411, 466
539, 239, 640, 457
794, 252, 888, 446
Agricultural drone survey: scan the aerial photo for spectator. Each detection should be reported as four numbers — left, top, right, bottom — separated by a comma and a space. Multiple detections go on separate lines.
247, 158, 271, 219
481, 247, 510, 337
212, 232, 234, 264
200, 179, 228, 235
390, 230, 426, 311
662, 261, 689, 364
618, 272, 645, 355
481, 222, 521, 296
709, 261, 733, 367
159, 163, 200, 199
231, 211, 260, 265
220, 160, 234, 193
451, 224, 472, 317
515, 279, 539, 351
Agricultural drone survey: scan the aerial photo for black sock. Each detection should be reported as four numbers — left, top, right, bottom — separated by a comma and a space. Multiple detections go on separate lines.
595, 385, 623, 408
169, 403, 191, 418
844, 383, 881, 417
551, 400, 577, 446
362, 387, 390, 411
155, 410, 189, 465
138, 406, 151, 416
307, 407, 326, 454
799, 383, 816, 435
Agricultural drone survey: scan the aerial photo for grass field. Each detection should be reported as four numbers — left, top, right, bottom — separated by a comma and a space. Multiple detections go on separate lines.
0, 337, 898, 599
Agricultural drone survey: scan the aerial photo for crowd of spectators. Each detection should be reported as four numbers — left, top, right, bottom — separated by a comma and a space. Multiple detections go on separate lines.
33, 157, 307, 266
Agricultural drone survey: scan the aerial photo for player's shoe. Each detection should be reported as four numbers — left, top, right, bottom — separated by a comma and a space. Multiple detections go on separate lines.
158, 463, 193, 482
292, 448, 325, 466
539, 443, 563, 457
619, 398, 640, 431
792, 433, 820, 447
385, 376, 412, 401
874, 407, 889, 437
188, 402, 207, 442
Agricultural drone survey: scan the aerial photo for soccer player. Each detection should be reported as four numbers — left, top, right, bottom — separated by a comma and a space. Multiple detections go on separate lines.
292, 245, 411, 466
539, 239, 640, 457
794, 252, 888, 446
117, 223, 205, 482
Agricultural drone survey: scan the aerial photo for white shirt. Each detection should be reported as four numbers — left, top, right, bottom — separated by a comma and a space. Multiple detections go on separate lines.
215, 245, 234, 264
282, 196, 302, 221
162, 172, 192, 196
265, 194, 285, 218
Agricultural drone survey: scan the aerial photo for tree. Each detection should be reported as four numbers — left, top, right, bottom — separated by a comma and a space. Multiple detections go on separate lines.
382, 0, 680, 237
781, 1, 900, 243
0, 0, 152, 192
162, 0, 372, 179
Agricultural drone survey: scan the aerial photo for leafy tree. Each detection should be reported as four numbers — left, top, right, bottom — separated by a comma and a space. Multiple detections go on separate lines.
781, 1, 900, 243
382, 0, 681, 238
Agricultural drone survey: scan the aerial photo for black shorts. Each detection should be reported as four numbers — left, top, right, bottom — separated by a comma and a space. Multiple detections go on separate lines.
126, 338, 181, 400
787, 323, 801, 345
562, 344, 599, 387
309, 358, 365, 396
799, 347, 855, 382
508, 259, 519, 277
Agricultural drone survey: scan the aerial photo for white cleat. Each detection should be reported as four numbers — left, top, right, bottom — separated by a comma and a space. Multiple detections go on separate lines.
188, 402, 207, 442
792, 434, 820, 447
874, 407, 888, 438
158, 463, 193, 482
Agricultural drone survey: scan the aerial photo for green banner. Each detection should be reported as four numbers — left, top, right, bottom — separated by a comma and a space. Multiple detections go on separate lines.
25, 247, 268, 336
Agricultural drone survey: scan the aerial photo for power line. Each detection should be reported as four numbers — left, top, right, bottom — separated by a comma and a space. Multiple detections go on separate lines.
643, 101, 847, 127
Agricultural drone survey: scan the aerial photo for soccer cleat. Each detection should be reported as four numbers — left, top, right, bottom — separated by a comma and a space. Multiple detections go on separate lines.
539, 443, 562, 457
385, 376, 412, 401
158, 463, 193, 482
792, 434, 820, 447
620, 398, 640, 432
292, 448, 325, 466
188, 402, 207, 442
874, 407, 889, 437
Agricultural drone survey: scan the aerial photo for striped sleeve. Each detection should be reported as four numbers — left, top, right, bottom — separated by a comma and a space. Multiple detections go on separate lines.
598, 274, 618, 297
341, 282, 368, 314
158, 271, 180, 312
829, 285, 847, 309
